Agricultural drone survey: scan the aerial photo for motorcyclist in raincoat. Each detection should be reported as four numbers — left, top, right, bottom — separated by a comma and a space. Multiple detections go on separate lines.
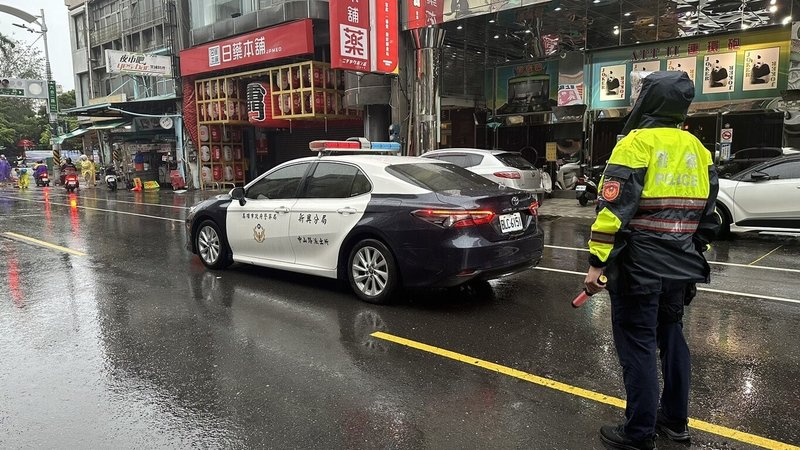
0, 155, 11, 185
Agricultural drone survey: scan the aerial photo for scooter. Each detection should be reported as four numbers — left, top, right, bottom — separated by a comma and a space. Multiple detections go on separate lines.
554, 159, 581, 191
575, 164, 604, 207
64, 172, 80, 193
104, 167, 118, 191
35, 171, 50, 187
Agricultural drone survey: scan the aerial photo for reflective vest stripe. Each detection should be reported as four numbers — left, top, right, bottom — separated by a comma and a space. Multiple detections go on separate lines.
629, 217, 699, 233
638, 197, 706, 210
590, 231, 615, 244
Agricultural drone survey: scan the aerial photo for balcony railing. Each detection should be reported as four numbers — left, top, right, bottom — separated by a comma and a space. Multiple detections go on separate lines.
90, 6, 169, 45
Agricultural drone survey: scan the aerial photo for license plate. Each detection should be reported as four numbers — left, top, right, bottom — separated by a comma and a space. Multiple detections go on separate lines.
499, 213, 523, 233
575, 185, 587, 191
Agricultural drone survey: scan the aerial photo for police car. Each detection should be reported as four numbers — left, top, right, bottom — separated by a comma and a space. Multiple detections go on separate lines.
186, 139, 544, 303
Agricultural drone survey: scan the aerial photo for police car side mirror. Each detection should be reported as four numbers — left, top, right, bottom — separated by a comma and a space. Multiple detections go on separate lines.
749, 171, 770, 182
231, 187, 246, 206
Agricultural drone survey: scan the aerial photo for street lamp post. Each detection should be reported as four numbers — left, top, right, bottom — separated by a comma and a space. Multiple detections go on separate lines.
0, 5, 61, 179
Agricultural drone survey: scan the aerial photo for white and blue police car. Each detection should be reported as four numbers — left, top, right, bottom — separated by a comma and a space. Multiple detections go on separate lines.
187, 139, 544, 303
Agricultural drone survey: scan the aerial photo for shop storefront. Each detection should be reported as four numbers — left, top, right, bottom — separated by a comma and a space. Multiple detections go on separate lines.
588, 26, 792, 164
179, 17, 395, 189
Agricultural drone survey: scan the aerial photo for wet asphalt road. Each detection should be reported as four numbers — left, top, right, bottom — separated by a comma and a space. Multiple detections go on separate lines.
1, 186, 799, 449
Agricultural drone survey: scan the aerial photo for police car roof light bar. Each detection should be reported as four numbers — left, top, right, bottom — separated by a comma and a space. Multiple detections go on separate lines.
309, 139, 401, 153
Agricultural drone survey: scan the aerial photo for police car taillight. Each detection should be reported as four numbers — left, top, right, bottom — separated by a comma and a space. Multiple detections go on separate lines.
412, 209, 496, 228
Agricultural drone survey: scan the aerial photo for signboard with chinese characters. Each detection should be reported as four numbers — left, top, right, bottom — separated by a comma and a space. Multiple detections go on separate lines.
405, 0, 554, 30
179, 20, 314, 77
330, 0, 371, 71
589, 28, 789, 109
106, 50, 173, 77
370, 0, 399, 73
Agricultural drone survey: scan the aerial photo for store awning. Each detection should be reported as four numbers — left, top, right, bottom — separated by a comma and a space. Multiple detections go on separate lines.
53, 127, 90, 144
87, 120, 129, 130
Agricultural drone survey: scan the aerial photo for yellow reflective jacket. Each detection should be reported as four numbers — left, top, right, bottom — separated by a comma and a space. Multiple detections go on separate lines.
588, 127, 719, 294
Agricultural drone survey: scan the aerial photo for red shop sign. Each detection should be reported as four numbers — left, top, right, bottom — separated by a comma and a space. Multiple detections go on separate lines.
330, 0, 371, 71
370, 0, 399, 73
406, 0, 444, 30
179, 20, 314, 77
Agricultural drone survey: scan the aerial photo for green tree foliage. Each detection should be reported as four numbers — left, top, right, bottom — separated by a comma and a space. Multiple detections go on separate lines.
0, 32, 47, 157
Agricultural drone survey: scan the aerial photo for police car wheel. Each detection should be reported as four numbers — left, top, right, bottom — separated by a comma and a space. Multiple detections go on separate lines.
196, 220, 232, 269
348, 239, 398, 304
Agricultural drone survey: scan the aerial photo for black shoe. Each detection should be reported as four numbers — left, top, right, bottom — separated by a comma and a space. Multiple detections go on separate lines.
656, 411, 690, 442
600, 425, 656, 450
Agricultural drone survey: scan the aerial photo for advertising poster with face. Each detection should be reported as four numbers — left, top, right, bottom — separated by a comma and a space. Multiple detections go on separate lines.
600, 64, 626, 101
703, 53, 736, 94
743, 47, 779, 90
667, 57, 697, 83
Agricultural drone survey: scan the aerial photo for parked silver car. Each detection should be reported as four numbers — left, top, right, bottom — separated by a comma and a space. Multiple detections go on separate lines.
422, 149, 546, 203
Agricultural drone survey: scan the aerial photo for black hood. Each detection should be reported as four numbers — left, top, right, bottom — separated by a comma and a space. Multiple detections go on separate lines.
621, 71, 695, 136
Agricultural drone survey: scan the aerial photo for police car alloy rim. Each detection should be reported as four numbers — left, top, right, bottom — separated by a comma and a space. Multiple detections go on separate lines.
352, 246, 389, 297
198, 226, 221, 265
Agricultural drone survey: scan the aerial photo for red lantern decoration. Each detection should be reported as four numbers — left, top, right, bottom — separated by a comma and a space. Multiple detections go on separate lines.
211, 145, 221, 161
210, 125, 221, 142
231, 128, 242, 142
234, 146, 243, 161
234, 165, 244, 179
212, 165, 223, 181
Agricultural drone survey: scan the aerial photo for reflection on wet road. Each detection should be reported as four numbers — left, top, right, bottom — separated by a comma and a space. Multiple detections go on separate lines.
1, 187, 799, 449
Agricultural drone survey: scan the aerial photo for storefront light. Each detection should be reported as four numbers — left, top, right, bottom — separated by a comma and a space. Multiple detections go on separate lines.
783, 15, 792, 24
769, 5, 777, 13
554, 7, 561, 11
494, 34, 500, 39
613, 28, 619, 35
770, 0, 777, 4
456, 24, 463, 30
624, 12, 631, 16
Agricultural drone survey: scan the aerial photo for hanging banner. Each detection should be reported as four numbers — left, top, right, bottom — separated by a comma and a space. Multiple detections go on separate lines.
105, 50, 173, 77
370, 0, 399, 73
330, 0, 371, 71
179, 20, 314, 76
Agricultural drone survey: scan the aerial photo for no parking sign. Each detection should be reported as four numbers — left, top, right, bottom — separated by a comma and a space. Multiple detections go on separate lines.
720, 128, 733, 143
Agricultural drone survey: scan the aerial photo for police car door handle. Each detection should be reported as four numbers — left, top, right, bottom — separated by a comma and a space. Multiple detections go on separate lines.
273, 206, 290, 214
337, 207, 357, 215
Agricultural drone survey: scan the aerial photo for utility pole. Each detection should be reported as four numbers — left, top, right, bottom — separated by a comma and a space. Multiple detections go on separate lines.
39, 9, 63, 180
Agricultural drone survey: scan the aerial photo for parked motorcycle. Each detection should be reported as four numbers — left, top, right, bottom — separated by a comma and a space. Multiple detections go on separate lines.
575, 164, 605, 207
554, 159, 581, 191
104, 166, 118, 191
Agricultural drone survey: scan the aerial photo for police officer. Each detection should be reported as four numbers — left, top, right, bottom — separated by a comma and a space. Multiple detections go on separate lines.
584, 71, 720, 450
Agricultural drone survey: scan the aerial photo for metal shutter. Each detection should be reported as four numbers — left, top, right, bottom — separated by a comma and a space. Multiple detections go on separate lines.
272, 124, 365, 164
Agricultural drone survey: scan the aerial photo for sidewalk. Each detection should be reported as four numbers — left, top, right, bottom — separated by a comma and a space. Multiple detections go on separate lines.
538, 197, 597, 219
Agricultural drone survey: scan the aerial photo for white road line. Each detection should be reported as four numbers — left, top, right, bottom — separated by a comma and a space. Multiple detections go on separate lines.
42, 191, 191, 210
544, 244, 800, 274
533, 266, 800, 305
0, 195, 184, 223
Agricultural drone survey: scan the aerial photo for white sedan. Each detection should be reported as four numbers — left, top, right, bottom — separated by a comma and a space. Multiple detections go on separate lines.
715, 154, 800, 234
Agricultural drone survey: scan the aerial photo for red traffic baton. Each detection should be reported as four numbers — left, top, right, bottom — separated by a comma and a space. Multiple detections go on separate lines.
572, 275, 607, 308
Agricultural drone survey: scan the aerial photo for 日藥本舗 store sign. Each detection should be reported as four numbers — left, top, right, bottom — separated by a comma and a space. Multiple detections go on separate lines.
105, 50, 173, 77
589, 28, 790, 110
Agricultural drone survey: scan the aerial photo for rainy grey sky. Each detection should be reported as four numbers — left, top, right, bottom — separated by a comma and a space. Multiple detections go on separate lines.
0, 0, 74, 91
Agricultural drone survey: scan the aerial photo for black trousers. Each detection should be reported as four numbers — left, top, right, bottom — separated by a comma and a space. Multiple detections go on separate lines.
610, 282, 690, 441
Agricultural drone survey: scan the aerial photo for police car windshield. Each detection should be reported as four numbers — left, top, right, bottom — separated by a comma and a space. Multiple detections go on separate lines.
386, 162, 497, 192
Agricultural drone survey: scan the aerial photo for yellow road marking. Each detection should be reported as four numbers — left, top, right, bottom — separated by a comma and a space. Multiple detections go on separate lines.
2, 232, 86, 257
749, 245, 783, 266
372, 331, 800, 450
